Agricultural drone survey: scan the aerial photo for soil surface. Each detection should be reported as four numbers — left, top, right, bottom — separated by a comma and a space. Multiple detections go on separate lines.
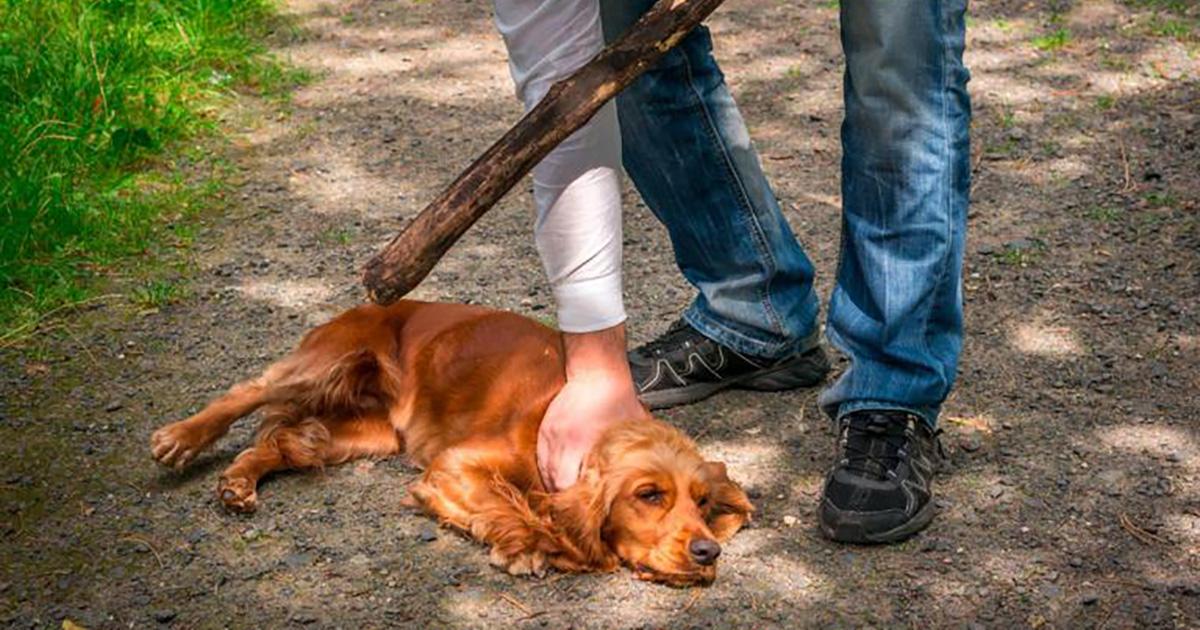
2, 0, 1198, 628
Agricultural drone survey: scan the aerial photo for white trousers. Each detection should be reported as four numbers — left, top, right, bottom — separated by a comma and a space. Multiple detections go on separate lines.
493, 0, 625, 333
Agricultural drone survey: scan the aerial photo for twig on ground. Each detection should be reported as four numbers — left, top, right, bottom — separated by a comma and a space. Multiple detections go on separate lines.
497, 592, 533, 616
970, 146, 987, 196
681, 588, 704, 613
1118, 512, 1169, 546
517, 611, 550, 623
121, 535, 165, 569
0, 293, 123, 349
1118, 135, 1135, 195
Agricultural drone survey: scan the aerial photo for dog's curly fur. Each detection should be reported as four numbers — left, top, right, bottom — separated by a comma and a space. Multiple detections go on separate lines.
151, 301, 753, 583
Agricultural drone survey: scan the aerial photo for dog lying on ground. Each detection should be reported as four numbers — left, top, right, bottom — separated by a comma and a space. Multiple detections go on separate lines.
150, 301, 753, 584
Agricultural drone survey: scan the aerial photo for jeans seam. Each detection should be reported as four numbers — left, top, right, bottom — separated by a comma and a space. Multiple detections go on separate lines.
678, 48, 786, 338
928, 0, 956, 392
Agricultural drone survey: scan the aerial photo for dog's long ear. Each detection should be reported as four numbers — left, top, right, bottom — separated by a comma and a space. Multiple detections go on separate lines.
545, 459, 620, 572
702, 461, 755, 542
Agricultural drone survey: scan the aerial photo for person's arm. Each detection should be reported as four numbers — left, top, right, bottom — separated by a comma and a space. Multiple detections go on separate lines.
538, 324, 650, 491
493, 0, 648, 490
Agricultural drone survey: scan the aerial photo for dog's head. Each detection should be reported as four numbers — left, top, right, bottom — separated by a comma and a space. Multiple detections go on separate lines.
547, 419, 754, 585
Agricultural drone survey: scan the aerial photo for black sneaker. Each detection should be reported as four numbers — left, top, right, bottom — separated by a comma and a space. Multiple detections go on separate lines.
818, 410, 945, 544
628, 319, 830, 409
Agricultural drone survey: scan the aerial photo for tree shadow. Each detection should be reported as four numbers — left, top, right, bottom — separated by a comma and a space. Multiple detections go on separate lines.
0, 0, 1196, 627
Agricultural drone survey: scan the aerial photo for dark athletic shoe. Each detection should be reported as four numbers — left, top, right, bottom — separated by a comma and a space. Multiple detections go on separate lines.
818, 410, 945, 544
628, 319, 830, 410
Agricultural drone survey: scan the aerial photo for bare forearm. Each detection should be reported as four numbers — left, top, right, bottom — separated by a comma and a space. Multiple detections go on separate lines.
561, 324, 635, 384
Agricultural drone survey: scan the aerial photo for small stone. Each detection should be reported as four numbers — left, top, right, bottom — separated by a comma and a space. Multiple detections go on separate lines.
418, 528, 438, 543
153, 609, 177, 624
1081, 592, 1100, 606
1069, 556, 1084, 568
782, 515, 798, 527
242, 528, 260, 541
283, 552, 313, 569
958, 433, 983, 453
1005, 237, 1035, 251
1097, 469, 1125, 496
290, 612, 318, 625
104, 401, 123, 412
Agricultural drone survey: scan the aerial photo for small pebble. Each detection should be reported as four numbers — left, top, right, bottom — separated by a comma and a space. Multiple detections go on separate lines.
153, 609, 177, 624
782, 515, 798, 527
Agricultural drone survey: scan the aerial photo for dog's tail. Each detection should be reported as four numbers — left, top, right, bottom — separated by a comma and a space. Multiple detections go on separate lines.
267, 347, 404, 417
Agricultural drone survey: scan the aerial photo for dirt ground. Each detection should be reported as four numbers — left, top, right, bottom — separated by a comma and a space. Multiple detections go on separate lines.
2, 0, 1198, 627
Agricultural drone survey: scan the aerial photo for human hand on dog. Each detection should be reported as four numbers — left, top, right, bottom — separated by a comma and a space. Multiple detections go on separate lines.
538, 324, 650, 492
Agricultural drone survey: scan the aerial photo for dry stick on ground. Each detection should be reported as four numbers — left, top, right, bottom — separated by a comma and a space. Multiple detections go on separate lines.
362, 0, 727, 303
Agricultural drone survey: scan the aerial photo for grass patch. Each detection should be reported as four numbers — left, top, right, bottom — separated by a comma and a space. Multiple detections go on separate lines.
1032, 27, 1072, 52
1147, 15, 1196, 40
130, 278, 187, 311
319, 226, 354, 246
1087, 206, 1123, 222
1145, 190, 1178, 208
0, 0, 307, 341
994, 239, 1045, 267
1125, 0, 1196, 14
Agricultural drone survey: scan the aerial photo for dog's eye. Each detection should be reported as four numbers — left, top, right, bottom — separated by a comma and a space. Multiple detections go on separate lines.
697, 495, 709, 508
636, 487, 664, 505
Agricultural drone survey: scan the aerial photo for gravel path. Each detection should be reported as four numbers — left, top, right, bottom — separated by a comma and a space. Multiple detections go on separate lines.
2, 0, 1198, 627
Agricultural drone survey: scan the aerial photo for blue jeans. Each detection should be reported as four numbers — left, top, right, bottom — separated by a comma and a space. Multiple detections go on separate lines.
600, 0, 971, 426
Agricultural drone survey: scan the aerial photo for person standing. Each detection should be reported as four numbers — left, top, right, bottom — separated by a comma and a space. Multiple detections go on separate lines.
493, 0, 970, 543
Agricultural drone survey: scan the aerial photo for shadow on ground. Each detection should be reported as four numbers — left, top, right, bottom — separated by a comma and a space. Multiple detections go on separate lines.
1, 0, 1197, 627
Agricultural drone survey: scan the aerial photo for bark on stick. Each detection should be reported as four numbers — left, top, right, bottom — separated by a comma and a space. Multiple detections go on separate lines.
362, 0, 726, 304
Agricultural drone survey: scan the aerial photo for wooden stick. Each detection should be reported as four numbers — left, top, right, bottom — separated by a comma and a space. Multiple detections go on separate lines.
363, 0, 727, 303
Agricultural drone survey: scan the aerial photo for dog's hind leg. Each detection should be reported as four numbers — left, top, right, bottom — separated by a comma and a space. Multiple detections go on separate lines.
152, 377, 273, 469
217, 412, 401, 513
150, 354, 313, 469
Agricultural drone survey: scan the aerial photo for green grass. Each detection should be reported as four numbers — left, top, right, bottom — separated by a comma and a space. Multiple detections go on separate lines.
0, 0, 306, 341
1145, 190, 1178, 208
1087, 206, 1123, 222
130, 278, 187, 311
1148, 15, 1196, 40
1032, 27, 1072, 52
1126, 0, 1194, 14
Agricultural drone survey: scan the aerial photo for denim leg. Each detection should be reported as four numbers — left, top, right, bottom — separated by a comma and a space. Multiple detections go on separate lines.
599, 0, 819, 359
817, 0, 972, 427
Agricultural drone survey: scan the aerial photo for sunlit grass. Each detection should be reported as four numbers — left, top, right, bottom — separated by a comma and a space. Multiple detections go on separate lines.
1032, 28, 1072, 52
0, 0, 307, 339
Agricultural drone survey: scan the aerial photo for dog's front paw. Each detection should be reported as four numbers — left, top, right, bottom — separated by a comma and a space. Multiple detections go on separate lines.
489, 547, 547, 578
151, 421, 208, 469
218, 477, 258, 513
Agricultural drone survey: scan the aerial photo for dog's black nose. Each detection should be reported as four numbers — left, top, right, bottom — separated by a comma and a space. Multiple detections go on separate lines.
689, 538, 721, 566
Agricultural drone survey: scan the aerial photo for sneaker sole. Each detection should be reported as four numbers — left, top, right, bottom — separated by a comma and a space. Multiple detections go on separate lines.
638, 347, 830, 410
816, 498, 936, 544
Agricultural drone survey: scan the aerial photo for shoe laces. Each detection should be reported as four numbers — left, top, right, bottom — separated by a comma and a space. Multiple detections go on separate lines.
839, 413, 942, 481
637, 319, 696, 357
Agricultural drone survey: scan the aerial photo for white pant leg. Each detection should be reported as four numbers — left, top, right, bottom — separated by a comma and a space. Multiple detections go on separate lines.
493, 0, 625, 333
